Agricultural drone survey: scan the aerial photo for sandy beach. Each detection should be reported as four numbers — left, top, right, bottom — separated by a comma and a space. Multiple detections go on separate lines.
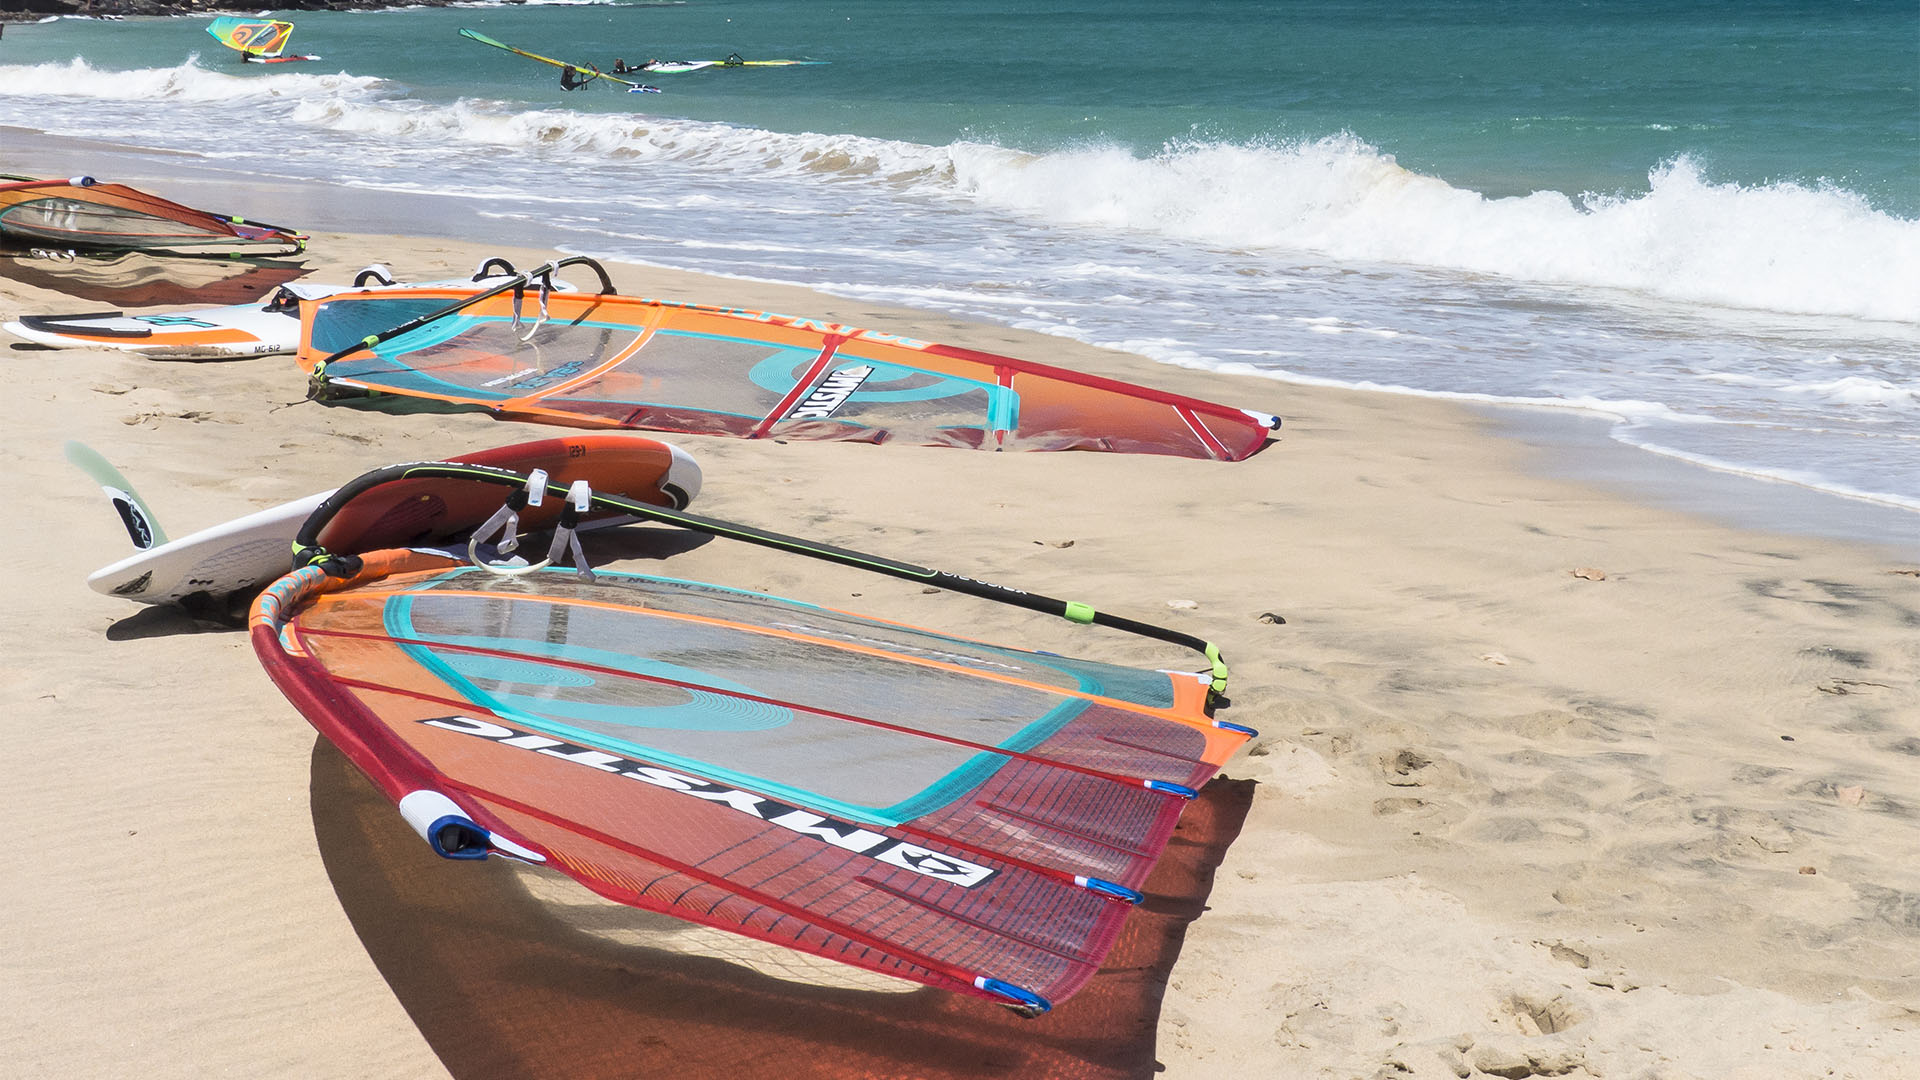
3, 187, 1918, 1077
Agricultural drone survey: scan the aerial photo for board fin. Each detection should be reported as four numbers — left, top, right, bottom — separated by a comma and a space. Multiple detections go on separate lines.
64, 440, 167, 549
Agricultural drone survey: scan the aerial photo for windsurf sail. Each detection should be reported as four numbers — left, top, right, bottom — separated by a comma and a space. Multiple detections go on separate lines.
0, 174, 307, 257
299, 256, 1277, 460
252, 462, 1254, 1013
206, 16, 294, 58
459, 28, 662, 94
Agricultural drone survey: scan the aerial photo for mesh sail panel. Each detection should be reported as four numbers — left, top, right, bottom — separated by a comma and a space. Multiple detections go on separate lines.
565, 328, 810, 416
272, 563, 1247, 1007
0, 195, 234, 246
0, 182, 300, 254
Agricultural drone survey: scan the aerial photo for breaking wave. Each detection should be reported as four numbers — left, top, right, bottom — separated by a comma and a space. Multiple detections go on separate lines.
1, 59, 1914, 324
949, 136, 1920, 324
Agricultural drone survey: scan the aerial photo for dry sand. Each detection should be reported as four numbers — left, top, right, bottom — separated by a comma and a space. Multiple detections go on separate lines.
3, 226, 1917, 1079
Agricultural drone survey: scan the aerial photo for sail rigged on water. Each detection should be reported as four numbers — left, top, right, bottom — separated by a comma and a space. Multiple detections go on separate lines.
251, 463, 1255, 1012
458, 28, 662, 93
299, 258, 1277, 460
0, 174, 307, 257
206, 16, 294, 57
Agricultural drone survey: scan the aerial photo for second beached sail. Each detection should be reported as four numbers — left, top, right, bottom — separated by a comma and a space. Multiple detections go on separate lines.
299, 257, 1276, 460
0, 174, 306, 258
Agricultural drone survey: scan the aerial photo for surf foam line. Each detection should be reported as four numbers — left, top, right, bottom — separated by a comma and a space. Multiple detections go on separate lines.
1, 63, 1912, 324
949, 137, 1920, 325
0, 57, 385, 104
1138, 362, 1920, 514
1609, 430, 1920, 515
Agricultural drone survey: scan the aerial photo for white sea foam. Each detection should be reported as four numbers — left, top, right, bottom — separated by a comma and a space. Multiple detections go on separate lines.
6, 61, 1910, 324
0, 58, 385, 103
948, 136, 1920, 323
1778, 376, 1919, 411
1612, 430, 1920, 514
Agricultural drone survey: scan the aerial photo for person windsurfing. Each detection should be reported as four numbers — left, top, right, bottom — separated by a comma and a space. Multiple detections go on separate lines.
611, 58, 635, 74
560, 62, 599, 90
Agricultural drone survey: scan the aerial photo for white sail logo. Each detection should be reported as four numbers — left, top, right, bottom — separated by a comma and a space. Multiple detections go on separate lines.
421, 715, 997, 888
787, 365, 875, 420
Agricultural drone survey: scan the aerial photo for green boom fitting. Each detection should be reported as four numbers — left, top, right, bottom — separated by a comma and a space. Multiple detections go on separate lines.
1204, 641, 1229, 693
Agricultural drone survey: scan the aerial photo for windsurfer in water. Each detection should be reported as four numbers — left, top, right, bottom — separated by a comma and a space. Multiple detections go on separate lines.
560, 63, 599, 90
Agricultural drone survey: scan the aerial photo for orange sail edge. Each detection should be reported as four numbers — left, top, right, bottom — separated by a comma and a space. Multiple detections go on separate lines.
252, 547, 1254, 1014
0, 174, 307, 257
299, 283, 1279, 461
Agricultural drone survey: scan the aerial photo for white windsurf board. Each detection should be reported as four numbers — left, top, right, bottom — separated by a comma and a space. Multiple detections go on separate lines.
5, 259, 565, 359
77, 435, 703, 606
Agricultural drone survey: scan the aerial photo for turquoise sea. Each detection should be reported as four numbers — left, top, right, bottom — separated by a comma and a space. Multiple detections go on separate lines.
1, 0, 1916, 524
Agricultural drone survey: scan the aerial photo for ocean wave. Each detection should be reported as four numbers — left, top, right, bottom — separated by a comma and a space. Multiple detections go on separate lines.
1610, 430, 1920, 514
3, 60, 1914, 323
948, 136, 1920, 324
0, 57, 386, 104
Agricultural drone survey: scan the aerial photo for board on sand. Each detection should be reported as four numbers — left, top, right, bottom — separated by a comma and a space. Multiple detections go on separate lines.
77, 435, 703, 606
458, 28, 662, 93
5, 258, 557, 359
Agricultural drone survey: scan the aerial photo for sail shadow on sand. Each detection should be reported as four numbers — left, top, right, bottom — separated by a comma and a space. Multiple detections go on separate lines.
0, 252, 311, 308
310, 740, 1255, 1080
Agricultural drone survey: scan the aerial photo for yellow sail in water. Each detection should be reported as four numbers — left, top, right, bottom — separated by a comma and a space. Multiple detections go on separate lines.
205, 17, 294, 57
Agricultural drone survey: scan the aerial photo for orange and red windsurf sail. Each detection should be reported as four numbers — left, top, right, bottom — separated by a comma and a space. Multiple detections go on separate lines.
251, 462, 1255, 1013
299, 258, 1277, 460
0, 174, 306, 257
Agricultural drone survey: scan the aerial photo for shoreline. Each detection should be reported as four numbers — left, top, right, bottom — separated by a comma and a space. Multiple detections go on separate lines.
5, 132, 1919, 1078
5, 124, 1911, 558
